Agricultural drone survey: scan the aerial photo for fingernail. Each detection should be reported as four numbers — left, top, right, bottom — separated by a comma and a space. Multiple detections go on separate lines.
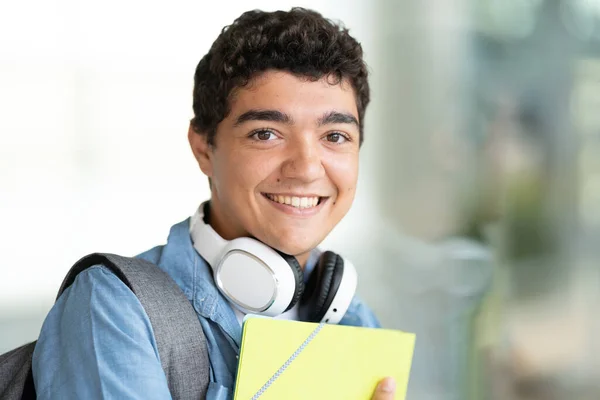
380, 377, 396, 392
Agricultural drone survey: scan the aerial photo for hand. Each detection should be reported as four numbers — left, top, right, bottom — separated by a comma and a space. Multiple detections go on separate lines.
371, 377, 396, 400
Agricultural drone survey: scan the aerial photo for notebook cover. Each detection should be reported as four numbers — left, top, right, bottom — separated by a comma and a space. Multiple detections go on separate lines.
233, 318, 416, 400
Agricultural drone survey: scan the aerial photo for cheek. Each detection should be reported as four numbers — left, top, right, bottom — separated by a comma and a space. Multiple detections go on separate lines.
215, 149, 279, 192
250, 154, 281, 185
326, 154, 359, 197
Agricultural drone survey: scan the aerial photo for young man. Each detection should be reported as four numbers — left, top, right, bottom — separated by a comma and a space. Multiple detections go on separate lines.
32, 8, 396, 400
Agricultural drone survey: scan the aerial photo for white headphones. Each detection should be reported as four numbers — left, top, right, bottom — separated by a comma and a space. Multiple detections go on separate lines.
189, 201, 357, 324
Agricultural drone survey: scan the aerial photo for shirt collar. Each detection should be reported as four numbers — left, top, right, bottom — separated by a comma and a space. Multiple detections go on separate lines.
155, 217, 242, 344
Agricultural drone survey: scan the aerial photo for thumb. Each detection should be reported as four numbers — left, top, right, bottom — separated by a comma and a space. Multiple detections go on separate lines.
371, 377, 396, 400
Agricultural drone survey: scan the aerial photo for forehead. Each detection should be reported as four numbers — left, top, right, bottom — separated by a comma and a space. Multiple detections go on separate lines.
228, 70, 359, 119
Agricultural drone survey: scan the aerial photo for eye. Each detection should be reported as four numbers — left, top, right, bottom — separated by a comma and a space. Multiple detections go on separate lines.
250, 129, 277, 141
325, 132, 349, 144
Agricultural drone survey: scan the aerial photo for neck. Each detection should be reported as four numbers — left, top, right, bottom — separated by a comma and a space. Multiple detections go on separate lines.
206, 199, 239, 241
295, 252, 311, 270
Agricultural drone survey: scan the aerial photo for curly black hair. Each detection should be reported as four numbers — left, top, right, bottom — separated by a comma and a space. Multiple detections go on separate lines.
191, 7, 370, 146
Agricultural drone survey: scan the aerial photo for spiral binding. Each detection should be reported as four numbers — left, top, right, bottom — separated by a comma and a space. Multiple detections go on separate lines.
250, 322, 326, 399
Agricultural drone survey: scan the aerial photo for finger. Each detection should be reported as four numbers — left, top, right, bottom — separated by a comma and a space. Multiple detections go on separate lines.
371, 377, 396, 400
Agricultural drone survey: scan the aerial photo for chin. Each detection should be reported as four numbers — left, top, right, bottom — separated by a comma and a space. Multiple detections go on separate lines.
255, 219, 330, 256
269, 241, 306, 256
268, 235, 319, 257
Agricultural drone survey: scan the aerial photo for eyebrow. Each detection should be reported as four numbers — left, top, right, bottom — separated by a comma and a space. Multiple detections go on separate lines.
232, 109, 359, 128
317, 111, 359, 128
233, 109, 293, 127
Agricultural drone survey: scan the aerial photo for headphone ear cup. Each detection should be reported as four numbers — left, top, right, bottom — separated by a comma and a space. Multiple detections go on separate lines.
300, 251, 344, 322
276, 251, 304, 312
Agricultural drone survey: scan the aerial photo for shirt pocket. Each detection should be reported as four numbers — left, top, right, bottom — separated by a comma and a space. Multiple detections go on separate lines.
206, 382, 233, 400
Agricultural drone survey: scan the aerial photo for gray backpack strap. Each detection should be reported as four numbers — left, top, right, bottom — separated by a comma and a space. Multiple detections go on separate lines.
0, 342, 36, 399
58, 253, 210, 400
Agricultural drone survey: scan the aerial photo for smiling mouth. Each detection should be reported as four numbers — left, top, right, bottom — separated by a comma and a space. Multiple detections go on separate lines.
262, 193, 327, 210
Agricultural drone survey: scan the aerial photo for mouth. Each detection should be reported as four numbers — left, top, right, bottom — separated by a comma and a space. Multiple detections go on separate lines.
262, 193, 327, 210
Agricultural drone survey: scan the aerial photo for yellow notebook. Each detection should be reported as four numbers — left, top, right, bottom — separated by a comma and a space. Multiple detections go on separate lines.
233, 318, 416, 400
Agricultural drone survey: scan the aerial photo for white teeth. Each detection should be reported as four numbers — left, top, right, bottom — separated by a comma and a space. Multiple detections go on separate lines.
266, 194, 320, 209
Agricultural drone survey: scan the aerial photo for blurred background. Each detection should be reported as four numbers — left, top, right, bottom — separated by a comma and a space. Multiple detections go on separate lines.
1, 0, 599, 398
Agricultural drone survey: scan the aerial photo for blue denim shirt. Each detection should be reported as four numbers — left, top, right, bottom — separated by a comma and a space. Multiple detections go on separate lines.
32, 218, 381, 399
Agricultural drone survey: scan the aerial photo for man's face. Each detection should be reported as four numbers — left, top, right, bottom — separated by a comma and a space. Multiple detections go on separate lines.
189, 70, 360, 266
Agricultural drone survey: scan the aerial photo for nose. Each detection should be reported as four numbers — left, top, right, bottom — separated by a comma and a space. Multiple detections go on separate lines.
280, 137, 325, 183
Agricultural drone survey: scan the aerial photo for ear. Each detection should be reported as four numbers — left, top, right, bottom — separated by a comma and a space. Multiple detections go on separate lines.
188, 123, 214, 178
